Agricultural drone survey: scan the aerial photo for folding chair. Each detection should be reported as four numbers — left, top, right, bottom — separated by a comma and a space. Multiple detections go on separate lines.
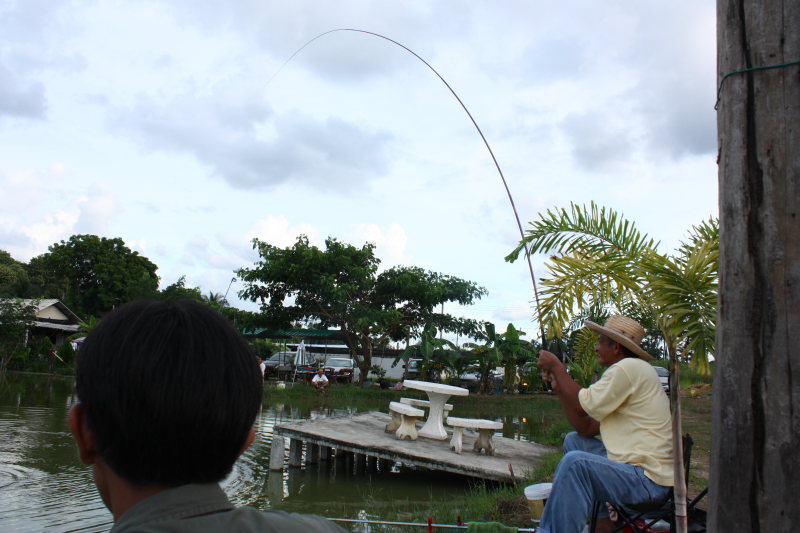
589, 434, 708, 532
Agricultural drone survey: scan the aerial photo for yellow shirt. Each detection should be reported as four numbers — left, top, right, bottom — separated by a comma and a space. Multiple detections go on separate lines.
578, 358, 674, 486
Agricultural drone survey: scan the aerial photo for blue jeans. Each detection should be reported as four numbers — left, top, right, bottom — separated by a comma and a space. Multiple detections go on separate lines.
538, 432, 670, 533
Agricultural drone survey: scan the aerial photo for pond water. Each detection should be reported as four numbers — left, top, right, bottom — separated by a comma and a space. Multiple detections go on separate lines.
0, 373, 551, 532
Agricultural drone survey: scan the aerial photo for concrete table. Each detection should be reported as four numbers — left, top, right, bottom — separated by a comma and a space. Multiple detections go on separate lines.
402, 379, 469, 440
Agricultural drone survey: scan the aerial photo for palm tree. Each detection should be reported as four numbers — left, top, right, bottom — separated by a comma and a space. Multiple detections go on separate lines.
507, 202, 718, 533
203, 292, 228, 309
493, 323, 538, 393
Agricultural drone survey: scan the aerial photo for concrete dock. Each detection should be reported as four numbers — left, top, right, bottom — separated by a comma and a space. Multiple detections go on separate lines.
273, 411, 555, 482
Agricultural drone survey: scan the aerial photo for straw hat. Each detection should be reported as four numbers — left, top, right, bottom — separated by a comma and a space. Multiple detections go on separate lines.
584, 315, 652, 361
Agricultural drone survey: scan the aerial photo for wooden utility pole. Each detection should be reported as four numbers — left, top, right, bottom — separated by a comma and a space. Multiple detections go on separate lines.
713, 1, 799, 531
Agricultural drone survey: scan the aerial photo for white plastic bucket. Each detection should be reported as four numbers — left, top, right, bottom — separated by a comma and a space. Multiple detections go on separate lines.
524, 483, 552, 519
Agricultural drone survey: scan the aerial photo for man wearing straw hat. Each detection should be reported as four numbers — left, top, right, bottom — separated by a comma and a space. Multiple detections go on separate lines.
536, 315, 673, 533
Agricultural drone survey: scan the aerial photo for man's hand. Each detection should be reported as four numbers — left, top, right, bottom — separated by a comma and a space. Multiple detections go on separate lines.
541, 370, 558, 393
538, 350, 599, 437
537, 350, 562, 373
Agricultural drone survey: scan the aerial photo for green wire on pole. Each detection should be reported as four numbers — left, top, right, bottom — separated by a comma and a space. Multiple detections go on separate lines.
715, 59, 800, 110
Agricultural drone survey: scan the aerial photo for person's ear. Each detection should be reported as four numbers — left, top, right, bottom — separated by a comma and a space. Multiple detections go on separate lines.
68, 403, 98, 465
238, 427, 256, 457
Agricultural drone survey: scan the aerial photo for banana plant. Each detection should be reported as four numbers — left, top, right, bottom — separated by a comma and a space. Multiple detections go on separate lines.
463, 323, 502, 394
393, 322, 457, 382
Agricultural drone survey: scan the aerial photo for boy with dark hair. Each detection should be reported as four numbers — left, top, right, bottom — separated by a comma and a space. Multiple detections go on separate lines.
69, 299, 344, 532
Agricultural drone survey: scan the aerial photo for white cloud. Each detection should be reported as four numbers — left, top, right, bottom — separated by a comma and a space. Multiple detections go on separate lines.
0, 0, 719, 340
117, 93, 394, 191
0, 62, 46, 119
352, 222, 409, 266
22, 211, 78, 257
73, 186, 118, 235
247, 215, 319, 249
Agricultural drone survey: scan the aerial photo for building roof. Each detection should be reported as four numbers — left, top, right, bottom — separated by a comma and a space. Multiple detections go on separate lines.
3, 298, 83, 325
243, 328, 346, 340
25, 299, 83, 324
32, 321, 81, 332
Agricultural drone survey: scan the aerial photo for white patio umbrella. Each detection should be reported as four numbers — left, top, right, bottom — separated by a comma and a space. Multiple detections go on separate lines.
294, 340, 308, 366
292, 340, 309, 382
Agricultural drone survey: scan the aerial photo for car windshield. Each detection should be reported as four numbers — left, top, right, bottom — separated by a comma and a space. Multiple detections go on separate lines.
654, 366, 669, 377
327, 359, 352, 368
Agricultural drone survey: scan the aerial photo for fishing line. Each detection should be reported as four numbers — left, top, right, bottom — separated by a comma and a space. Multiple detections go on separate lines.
268, 28, 547, 341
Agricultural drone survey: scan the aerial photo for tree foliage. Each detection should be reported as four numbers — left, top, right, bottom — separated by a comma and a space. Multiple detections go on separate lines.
463, 323, 503, 394
237, 235, 487, 382
157, 276, 204, 303
0, 298, 37, 370
507, 202, 718, 372
0, 251, 29, 297
393, 322, 461, 382
28, 235, 159, 318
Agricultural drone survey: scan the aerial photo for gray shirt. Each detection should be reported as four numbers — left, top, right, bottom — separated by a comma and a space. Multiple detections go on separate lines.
110, 483, 346, 532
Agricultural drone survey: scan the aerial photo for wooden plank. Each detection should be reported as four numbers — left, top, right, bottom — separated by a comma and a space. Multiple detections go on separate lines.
275, 411, 555, 482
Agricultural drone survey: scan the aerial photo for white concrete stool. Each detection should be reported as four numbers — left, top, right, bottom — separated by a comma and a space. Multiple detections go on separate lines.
446, 417, 503, 455
389, 401, 425, 440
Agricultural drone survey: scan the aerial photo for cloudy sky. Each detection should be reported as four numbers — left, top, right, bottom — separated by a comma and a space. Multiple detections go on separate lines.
1, 0, 718, 342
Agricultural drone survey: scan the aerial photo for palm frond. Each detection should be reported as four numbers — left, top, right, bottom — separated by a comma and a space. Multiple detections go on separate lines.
538, 253, 647, 336
506, 202, 660, 262
645, 242, 718, 372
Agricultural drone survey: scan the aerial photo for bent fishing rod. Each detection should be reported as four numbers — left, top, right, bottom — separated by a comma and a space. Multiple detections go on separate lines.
270, 28, 547, 343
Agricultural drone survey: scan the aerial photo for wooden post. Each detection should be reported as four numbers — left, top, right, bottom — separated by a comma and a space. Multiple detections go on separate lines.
288, 439, 303, 467
267, 471, 284, 503
320, 446, 332, 461
355, 453, 366, 473
713, 1, 800, 531
269, 436, 285, 471
307, 444, 319, 464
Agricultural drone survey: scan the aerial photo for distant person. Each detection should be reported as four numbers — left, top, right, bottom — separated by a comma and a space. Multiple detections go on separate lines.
312, 368, 329, 394
536, 315, 673, 533
259, 356, 266, 378
68, 300, 344, 532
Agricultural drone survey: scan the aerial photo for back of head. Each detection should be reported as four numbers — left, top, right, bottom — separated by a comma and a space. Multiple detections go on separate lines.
76, 299, 263, 487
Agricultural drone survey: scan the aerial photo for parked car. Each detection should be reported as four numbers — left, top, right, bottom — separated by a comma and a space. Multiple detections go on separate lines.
454, 365, 503, 391
402, 358, 450, 382
264, 351, 294, 380
401, 358, 421, 379
654, 366, 670, 393
324, 357, 355, 383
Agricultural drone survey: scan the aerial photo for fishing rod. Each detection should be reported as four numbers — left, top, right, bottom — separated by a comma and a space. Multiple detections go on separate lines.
327, 515, 538, 531
269, 28, 547, 344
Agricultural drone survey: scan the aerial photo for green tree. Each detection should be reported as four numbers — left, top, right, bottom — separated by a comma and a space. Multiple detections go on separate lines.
393, 322, 460, 382
29, 235, 159, 318
157, 276, 204, 303
0, 298, 37, 370
463, 323, 503, 394
0, 251, 29, 297
203, 292, 228, 309
238, 235, 487, 383
507, 202, 718, 527
494, 324, 538, 393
